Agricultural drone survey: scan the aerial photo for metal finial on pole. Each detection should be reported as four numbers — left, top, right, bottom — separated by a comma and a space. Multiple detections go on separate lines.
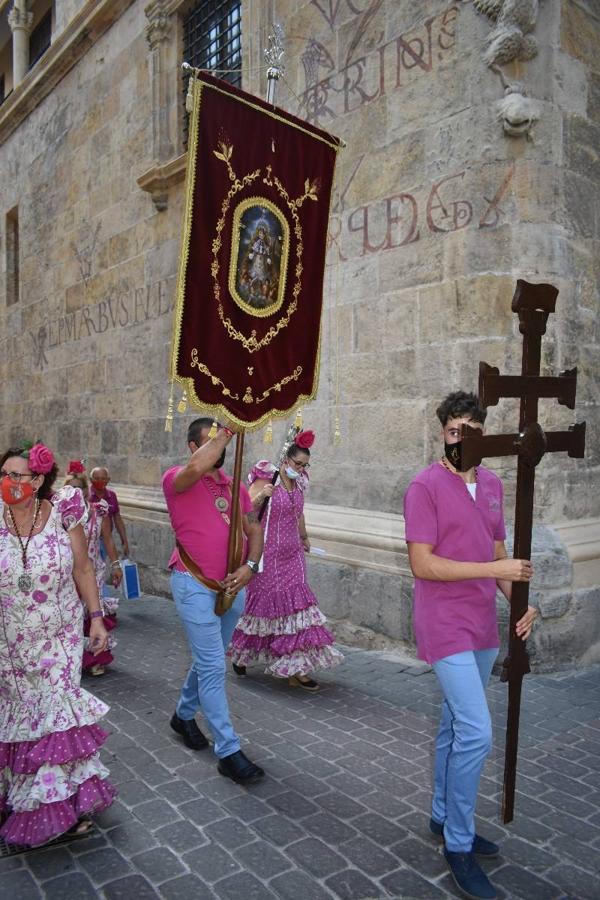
264, 23, 285, 105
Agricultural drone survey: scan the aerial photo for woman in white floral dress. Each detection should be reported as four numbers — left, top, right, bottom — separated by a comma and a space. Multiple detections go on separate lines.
0, 442, 116, 847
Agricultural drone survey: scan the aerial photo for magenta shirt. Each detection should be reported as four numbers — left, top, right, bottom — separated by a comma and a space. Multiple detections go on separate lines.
162, 467, 253, 582
89, 487, 120, 527
403, 463, 506, 664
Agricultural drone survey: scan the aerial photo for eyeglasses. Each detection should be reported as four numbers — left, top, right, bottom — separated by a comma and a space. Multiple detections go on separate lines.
0, 470, 35, 483
287, 458, 310, 470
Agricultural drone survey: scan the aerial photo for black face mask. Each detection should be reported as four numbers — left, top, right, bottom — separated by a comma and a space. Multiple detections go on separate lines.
444, 441, 465, 471
215, 450, 226, 469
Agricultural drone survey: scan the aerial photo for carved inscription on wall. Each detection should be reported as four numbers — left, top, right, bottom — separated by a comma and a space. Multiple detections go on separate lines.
24, 279, 173, 371
300, 5, 459, 126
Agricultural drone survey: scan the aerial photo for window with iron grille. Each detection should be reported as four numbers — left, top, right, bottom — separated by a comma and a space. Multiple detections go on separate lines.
182, 1, 241, 143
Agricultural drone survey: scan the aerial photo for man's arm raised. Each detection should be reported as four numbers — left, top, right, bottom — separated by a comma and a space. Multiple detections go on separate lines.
173, 429, 233, 493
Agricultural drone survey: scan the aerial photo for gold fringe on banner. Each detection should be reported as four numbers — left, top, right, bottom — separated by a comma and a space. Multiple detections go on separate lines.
208, 421, 218, 439
264, 418, 273, 443
177, 390, 188, 414
165, 382, 175, 433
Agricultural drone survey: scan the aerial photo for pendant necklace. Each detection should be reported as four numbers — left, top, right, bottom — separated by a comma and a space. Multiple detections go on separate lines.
202, 475, 230, 516
7, 498, 41, 592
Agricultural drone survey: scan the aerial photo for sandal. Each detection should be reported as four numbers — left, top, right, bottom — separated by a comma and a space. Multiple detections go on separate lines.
289, 675, 320, 692
89, 665, 105, 676
66, 818, 95, 838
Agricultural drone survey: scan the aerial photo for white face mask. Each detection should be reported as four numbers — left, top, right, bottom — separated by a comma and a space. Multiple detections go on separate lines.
285, 466, 300, 480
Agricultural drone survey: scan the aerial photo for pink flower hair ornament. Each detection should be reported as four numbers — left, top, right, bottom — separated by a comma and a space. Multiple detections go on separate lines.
27, 443, 56, 475
295, 430, 315, 450
67, 459, 86, 475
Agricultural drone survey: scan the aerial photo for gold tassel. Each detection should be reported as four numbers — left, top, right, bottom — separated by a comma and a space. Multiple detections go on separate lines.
264, 418, 273, 443
334, 414, 342, 446
177, 390, 188, 414
164, 383, 174, 433
294, 408, 303, 429
208, 420, 218, 439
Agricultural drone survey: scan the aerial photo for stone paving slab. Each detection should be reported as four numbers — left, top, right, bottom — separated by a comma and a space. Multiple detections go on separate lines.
3, 595, 600, 899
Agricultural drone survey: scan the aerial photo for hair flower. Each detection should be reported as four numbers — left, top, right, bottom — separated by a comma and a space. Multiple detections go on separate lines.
295, 430, 315, 449
28, 443, 55, 474
67, 460, 86, 475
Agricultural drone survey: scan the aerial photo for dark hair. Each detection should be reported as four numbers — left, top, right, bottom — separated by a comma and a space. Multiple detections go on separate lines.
187, 417, 219, 446
287, 443, 310, 459
436, 392, 487, 427
0, 446, 59, 501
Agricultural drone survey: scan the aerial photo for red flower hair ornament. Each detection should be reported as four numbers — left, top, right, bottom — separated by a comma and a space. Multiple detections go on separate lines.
295, 430, 315, 449
67, 460, 86, 475
28, 443, 56, 475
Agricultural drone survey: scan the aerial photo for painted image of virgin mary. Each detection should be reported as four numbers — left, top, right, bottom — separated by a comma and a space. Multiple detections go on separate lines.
236, 210, 283, 311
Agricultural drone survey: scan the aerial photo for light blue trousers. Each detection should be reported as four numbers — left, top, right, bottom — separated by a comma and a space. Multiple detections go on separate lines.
171, 569, 245, 759
431, 648, 498, 853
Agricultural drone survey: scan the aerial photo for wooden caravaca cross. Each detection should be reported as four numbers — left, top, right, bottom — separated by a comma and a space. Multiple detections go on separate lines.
460, 279, 586, 824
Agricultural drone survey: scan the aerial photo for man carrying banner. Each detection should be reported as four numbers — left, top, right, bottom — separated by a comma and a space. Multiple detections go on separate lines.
162, 418, 265, 784
403, 391, 537, 900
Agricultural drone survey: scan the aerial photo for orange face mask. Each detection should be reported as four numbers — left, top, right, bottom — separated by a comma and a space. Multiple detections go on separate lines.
1, 476, 34, 505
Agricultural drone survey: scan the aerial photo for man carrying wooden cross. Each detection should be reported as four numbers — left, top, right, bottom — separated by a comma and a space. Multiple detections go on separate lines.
404, 391, 538, 900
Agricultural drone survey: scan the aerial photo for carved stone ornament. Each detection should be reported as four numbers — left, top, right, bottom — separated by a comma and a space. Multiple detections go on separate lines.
469, 0, 543, 139
145, 0, 171, 50
7, 5, 34, 33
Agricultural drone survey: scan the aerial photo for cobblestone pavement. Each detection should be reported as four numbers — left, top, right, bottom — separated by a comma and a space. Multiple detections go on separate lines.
2, 596, 600, 899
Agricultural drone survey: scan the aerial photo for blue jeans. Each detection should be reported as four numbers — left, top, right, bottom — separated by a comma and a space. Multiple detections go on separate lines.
431, 648, 498, 853
171, 569, 245, 759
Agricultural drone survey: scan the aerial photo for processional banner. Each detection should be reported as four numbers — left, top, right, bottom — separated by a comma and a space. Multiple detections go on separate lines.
170, 72, 342, 429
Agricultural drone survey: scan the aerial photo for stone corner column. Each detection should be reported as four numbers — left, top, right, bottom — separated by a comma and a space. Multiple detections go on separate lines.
8, 1, 34, 88
145, 0, 175, 165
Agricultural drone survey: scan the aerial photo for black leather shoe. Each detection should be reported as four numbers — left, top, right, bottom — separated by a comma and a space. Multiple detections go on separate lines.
232, 663, 247, 677
217, 750, 265, 784
170, 713, 209, 750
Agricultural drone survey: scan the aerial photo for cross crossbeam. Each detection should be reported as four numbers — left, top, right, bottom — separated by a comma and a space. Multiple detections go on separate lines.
461, 279, 586, 824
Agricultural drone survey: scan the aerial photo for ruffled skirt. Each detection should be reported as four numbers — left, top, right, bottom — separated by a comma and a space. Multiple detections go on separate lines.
229, 582, 343, 677
0, 690, 116, 847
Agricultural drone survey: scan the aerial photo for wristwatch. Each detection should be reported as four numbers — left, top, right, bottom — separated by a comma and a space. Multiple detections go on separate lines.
246, 559, 259, 574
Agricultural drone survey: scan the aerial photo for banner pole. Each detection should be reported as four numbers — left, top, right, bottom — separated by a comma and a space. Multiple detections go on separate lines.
225, 430, 245, 583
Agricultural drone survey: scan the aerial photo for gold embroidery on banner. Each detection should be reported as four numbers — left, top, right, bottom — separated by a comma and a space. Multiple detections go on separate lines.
255, 367, 303, 403
190, 349, 240, 399
190, 350, 302, 408
212, 147, 319, 353
228, 196, 290, 318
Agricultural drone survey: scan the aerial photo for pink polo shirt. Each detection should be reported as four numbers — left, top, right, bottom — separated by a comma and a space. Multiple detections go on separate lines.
403, 462, 506, 664
162, 466, 253, 582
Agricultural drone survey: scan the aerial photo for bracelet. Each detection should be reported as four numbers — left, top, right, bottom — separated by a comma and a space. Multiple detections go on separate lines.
110, 560, 121, 568
89, 610, 103, 619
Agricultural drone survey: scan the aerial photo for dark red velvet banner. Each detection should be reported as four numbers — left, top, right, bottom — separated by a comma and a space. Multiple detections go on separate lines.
171, 73, 341, 429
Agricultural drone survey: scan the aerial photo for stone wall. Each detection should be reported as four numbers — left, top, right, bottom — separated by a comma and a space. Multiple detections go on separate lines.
0, 0, 598, 668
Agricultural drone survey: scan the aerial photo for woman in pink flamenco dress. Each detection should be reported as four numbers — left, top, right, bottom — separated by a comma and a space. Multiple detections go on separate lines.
229, 431, 343, 691
64, 464, 122, 677
0, 442, 116, 847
